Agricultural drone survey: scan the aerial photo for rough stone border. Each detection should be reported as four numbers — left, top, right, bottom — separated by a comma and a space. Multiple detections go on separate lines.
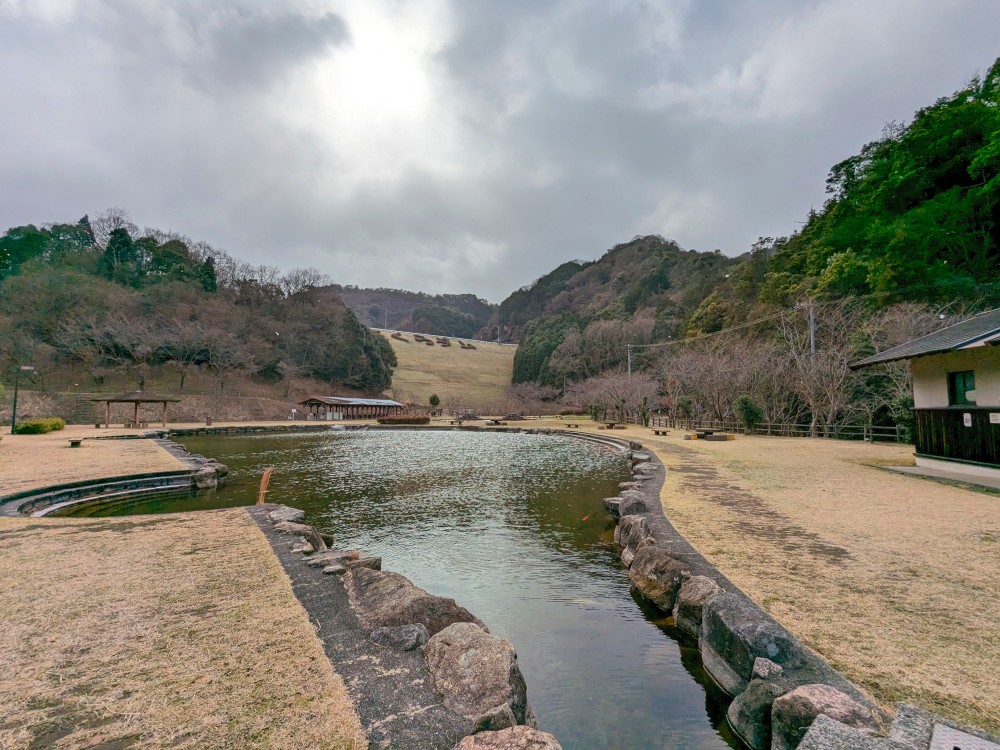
248, 504, 562, 750
600, 438, 892, 750
600, 437, 1000, 750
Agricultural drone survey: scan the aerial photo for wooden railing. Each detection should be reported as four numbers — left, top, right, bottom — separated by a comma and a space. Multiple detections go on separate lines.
914, 407, 1000, 466
639, 416, 906, 442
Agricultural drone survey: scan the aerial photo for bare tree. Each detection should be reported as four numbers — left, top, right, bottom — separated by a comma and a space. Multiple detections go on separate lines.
91, 207, 139, 249
164, 320, 210, 390
280, 268, 332, 297
779, 301, 868, 436
565, 371, 659, 423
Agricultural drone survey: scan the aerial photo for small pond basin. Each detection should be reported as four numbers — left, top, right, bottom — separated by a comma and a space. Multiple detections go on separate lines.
63, 429, 743, 749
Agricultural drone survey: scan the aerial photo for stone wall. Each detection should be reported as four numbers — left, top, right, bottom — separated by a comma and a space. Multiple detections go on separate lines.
601, 439, 890, 750
254, 503, 563, 750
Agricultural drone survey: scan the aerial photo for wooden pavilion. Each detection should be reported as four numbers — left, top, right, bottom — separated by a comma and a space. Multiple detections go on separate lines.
298, 396, 405, 420
91, 390, 180, 428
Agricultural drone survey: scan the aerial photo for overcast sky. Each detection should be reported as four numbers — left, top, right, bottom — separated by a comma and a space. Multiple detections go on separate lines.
1, 0, 998, 301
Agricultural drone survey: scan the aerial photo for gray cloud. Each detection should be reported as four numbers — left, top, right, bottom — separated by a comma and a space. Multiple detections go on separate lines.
0, 0, 998, 300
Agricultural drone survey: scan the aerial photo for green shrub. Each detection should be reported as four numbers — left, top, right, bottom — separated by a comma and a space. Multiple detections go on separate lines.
376, 415, 430, 425
734, 396, 764, 433
14, 417, 66, 434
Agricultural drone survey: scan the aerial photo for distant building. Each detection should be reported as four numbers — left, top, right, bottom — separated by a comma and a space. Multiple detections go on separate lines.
298, 396, 405, 420
851, 309, 1000, 479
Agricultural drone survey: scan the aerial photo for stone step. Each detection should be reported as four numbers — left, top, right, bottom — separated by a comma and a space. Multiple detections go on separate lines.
888, 704, 1000, 750
798, 715, 909, 750
800, 705, 1000, 750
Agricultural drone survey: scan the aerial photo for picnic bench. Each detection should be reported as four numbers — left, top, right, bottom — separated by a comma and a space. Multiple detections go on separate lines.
449, 420, 464, 425
486, 419, 508, 426
68, 438, 84, 448
652, 429, 668, 436
566, 423, 580, 428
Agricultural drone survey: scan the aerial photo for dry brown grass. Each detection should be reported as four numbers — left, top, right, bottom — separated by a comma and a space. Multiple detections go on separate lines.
382, 334, 516, 405
639, 431, 1000, 734
0, 427, 186, 496
0, 509, 367, 750
528, 419, 999, 732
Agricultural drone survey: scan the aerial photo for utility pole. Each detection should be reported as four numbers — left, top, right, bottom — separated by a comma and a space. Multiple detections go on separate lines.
808, 304, 816, 356
627, 344, 632, 377
10, 365, 35, 432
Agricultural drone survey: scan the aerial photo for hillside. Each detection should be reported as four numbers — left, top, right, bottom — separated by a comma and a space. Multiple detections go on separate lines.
330, 285, 495, 338
0, 212, 396, 405
379, 331, 515, 408
485, 235, 740, 385
687, 57, 1000, 332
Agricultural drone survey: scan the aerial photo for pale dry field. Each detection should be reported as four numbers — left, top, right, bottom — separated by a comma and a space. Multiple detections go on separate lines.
381, 333, 516, 406
0, 508, 367, 750
0, 426, 186, 496
640, 431, 1000, 735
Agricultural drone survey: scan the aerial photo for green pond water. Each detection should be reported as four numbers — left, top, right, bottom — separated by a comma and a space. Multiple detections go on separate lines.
63, 429, 741, 749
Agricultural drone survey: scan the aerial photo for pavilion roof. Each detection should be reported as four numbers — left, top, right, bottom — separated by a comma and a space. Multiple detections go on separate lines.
299, 396, 403, 407
90, 390, 181, 403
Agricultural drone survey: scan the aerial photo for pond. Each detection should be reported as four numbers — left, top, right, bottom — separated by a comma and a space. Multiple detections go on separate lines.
63, 429, 742, 749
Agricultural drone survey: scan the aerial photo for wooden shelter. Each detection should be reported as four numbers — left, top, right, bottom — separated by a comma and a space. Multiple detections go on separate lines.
298, 396, 404, 420
91, 390, 180, 428
851, 309, 1000, 478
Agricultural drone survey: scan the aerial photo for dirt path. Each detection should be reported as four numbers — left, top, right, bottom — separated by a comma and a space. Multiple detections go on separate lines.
0, 509, 367, 750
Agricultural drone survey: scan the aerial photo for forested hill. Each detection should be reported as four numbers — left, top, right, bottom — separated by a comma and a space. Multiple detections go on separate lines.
0, 213, 396, 394
328, 284, 495, 338
687, 57, 1000, 333
490, 235, 740, 385
505, 57, 1000, 387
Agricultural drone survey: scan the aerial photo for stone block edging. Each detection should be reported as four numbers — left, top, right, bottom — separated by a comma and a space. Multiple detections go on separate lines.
598, 435, 892, 750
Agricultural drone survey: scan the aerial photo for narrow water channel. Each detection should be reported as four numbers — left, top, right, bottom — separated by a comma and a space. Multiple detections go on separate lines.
64, 430, 741, 749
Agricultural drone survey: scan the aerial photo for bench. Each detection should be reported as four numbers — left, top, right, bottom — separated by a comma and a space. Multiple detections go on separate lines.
449, 420, 464, 426
566, 423, 580, 428
652, 429, 668, 436
69, 439, 84, 448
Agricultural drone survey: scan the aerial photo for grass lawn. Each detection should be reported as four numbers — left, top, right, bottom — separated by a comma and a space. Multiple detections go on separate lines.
0, 509, 367, 750
381, 333, 516, 406
641, 431, 1000, 735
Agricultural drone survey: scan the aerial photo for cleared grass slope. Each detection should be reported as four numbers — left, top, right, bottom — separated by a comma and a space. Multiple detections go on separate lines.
380, 332, 516, 407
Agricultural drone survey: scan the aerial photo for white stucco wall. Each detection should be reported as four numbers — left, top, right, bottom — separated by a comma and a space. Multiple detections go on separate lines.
910, 346, 1000, 408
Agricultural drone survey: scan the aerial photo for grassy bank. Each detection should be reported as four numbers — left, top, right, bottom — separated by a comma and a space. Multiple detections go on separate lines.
0, 508, 367, 749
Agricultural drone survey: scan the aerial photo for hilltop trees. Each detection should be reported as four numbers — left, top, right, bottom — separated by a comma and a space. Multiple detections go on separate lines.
0, 208, 395, 395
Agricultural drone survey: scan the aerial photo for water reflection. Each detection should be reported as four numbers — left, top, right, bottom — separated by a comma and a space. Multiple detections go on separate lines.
63, 430, 740, 749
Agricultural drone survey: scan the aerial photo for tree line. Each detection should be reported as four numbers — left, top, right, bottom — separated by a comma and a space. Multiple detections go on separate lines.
0, 209, 396, 394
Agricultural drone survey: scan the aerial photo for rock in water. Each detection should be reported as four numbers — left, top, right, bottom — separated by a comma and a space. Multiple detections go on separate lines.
424, 623, 528, 724
628, 546, 689, 611
617, 494, 648, 516
344, 567, 486, 635
268, 505, 305, 524
672, 575, 721, 637
370, 623, 429, 651
770, 684, 881, 750
453, 727, 563, 749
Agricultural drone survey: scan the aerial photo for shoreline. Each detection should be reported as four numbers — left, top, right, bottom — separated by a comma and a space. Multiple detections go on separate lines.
3, 418, 997, 745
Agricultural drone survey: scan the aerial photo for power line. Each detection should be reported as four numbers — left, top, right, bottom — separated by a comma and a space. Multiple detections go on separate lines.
627, 277, 998, 352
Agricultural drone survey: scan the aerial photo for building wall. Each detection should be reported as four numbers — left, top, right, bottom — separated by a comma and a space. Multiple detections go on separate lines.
911, 346, 1000, 408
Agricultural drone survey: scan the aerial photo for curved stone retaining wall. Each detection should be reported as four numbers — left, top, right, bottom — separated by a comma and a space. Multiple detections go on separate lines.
596, 436, 997, 750
596, 437, 880, 748
1, 437, 228, 517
